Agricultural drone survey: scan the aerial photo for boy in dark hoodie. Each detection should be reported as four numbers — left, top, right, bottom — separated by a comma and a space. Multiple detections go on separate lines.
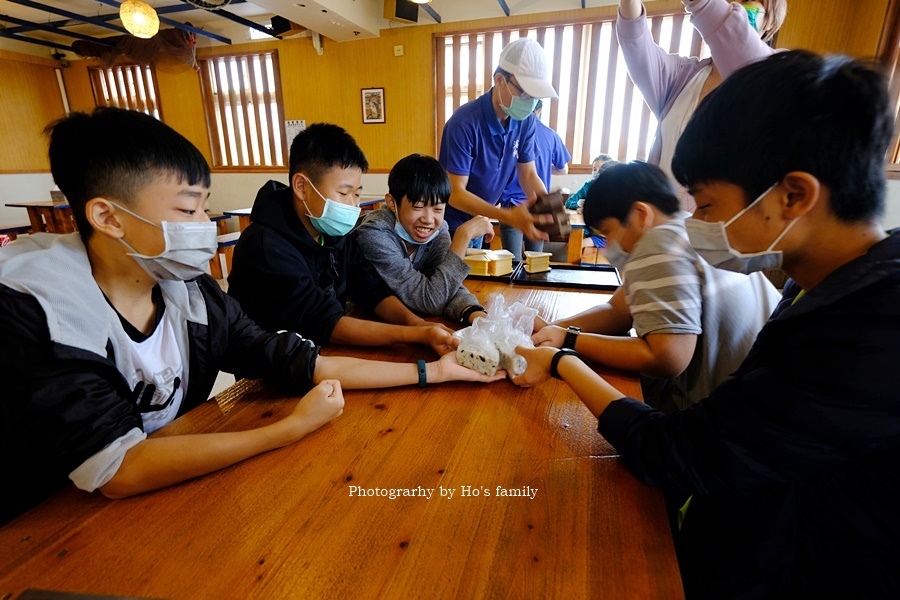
228, 123, 457, 355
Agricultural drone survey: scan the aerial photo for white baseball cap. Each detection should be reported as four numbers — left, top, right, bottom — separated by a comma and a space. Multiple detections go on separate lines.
497, 38, 558, 100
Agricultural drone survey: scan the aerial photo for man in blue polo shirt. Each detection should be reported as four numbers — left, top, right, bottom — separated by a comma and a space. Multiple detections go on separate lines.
439, 38, 558, 246
499, 100, 571, 260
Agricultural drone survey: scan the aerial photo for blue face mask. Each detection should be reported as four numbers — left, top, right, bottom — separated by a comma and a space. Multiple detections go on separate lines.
500, 79, 538, 121
393, 219, 440, 246
303, 177, 361, 238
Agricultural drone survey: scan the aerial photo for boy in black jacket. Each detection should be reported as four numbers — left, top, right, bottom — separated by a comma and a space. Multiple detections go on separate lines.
0, 109, 501, 526
228, 123, 457, 354
514, 51, 900, 598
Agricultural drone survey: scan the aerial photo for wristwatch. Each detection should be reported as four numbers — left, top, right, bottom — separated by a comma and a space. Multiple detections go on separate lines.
562, 326, 581, 350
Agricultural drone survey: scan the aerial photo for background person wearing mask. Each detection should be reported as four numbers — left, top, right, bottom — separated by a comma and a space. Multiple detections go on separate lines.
439, 38, 558, 248
617, 0, 786, 210
565, 153, 616, 210
499, 100, 571, 261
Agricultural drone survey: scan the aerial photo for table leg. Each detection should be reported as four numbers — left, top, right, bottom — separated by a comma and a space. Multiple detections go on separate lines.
567, 227, 584, 265
26, 207, 47, 233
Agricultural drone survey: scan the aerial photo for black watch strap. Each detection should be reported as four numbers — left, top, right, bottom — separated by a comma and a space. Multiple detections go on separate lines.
562, 326, 581, 350
459, 304, 485, 324
550, 348, 580, 380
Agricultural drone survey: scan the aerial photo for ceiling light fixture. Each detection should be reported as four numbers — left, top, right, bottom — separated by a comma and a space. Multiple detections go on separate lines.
410, 0, 432, 4
120, 0, 160, 39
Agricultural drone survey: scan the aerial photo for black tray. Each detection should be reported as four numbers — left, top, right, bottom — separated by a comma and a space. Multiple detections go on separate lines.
465, 270, 514, 281
510, 262, 621, 290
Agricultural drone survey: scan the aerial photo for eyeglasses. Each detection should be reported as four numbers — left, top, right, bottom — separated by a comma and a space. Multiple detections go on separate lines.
505, 76, 532, 100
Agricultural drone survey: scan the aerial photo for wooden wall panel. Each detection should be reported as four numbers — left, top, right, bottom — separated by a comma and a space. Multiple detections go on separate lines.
775, 0, 888, 58
155, 62, 213, 164
0, 53, 65, 173
0, 0, 893, 175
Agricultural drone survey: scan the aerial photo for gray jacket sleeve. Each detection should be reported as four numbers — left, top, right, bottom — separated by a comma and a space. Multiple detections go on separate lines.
355, 209, 478, 320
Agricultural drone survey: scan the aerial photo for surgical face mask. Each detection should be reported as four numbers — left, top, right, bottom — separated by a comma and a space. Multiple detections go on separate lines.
394, 219, 440, 246
603, 223, 631, 270
500, 79, 538, 121
685, 183, 798, 274
112, 202, 217, 281
302, 176, 361, 238
738, 3, 766, 33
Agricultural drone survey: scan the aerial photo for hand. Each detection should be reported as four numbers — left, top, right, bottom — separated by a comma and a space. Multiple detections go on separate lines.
509, 346, 558, 388
618, 0, 643, 20
466, 310, 487, 325
419, 324, 460, 356
286, 380, 345, 438
532, 315, 549, 333
432, 351, 507, 383
532, 324, 566, 348
457, 215, 495, 242
509, 201, 550, 242
451, 215, 495, 256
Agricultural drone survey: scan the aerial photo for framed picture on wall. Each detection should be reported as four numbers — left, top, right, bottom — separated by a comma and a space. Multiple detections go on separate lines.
361, 88, 385, 124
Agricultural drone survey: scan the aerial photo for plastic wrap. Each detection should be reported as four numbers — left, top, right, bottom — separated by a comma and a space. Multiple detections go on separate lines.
455, 295, 536, 377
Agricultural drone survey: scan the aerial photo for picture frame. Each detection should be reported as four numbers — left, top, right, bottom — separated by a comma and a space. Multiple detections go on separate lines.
361, 87, 385, 124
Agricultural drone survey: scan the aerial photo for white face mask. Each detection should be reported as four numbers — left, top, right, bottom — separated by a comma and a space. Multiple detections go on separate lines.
113, 202, 218, 281
685, 183, 798, 274
602, 218, 631, 270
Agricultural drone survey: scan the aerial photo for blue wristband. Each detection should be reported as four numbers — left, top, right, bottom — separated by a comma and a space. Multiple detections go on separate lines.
417, 359, 427, 388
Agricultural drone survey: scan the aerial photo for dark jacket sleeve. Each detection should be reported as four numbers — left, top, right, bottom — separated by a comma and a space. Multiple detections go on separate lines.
0, 285, 140, 524
228, 226, 345, 345
197, 276, 318, 395
598, 294, 900, 499
346, 235, 393, 312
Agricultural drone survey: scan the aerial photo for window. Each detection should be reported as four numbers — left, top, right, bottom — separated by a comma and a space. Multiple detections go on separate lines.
436, 12, 710, 168
198, 51, 286, 168
89, 64, 161, 119
877, 0, 900, 166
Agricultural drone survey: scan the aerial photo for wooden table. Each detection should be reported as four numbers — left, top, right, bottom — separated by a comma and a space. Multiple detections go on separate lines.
0, 282, 681, 599
208, 212, 230, 235
223, 207, 253, 232
5, 201, 77, 234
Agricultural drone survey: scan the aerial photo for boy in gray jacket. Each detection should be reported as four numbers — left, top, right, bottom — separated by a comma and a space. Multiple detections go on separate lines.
355, 154, 494, 325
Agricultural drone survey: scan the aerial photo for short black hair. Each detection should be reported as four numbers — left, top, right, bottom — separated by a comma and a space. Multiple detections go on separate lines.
583, 161, 680, 227
672, 51, 892, 223
46, 107, 210, 242
387, 154, 450, 207
289, 123, 368, 183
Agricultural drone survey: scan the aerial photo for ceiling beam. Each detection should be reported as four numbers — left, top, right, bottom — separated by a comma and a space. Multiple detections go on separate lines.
6, 0, 128, 34
95, 0, 232, 44
0, 1, 242, 35
180, 3, 276, 38
0, 30, 73, 51
497, 0, 511, 17
0, 13, 116, 46
421, 4, 441, 24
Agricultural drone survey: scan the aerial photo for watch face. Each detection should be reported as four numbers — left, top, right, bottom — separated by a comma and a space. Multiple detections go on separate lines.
569, 326, 581, 333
